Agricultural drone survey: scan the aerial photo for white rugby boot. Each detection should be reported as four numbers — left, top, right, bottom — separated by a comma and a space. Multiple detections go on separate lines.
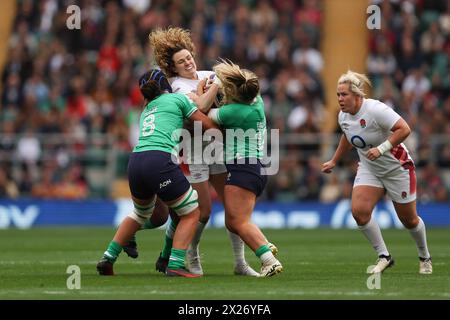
234, 263, 260, 277
368, 254, 394, 274
186, 245, 203, 275
260, 259, 283, 277
419, 257, 432, 274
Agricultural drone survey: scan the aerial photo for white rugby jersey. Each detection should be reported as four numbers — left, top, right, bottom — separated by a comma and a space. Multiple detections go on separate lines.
169, 70, 219, 153
170, 71, 215, 94
338, 98, 414, 176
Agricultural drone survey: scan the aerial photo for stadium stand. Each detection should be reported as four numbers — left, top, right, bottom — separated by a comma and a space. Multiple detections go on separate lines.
0, 0, 449, 202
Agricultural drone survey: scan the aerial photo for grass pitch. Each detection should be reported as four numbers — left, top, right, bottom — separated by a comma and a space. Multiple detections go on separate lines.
0, 227, 449, 300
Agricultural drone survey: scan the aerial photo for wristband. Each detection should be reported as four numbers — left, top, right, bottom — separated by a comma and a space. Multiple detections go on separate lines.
376, 140, 393, 155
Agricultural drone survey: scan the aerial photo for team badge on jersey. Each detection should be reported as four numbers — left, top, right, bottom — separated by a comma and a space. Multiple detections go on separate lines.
401, 191, 407, 199
360, 119, 366, 128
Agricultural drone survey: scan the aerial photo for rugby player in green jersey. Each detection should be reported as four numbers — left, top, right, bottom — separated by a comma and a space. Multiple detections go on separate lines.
96, 69, 218, 277
207, 60, 283, 277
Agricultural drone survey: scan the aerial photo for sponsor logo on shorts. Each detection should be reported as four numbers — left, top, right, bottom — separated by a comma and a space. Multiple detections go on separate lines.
192, 173, 202, 179
401, 191, 407, 199
160, 179, 172, 189
227, 172, 231, 181
360, 119, 366, 128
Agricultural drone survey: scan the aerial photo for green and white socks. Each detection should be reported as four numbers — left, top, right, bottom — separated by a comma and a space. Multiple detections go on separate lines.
103, 241, 123, 263
255, 244, 277, 266
167, 248, 186, 270
161, 219, 178, 259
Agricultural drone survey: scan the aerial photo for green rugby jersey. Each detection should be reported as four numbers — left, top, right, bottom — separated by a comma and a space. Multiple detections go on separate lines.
216, 95, 266, 162
133, 93, 198, 154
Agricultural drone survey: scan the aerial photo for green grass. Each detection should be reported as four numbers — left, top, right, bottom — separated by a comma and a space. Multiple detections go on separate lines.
0, 228, 449, 300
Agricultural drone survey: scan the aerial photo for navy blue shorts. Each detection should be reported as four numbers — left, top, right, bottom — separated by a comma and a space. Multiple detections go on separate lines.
128, 150, 190, 202
225, 159, 267, 197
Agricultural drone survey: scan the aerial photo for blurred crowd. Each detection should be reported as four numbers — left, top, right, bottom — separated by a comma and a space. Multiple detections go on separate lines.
0, 0, 449, 202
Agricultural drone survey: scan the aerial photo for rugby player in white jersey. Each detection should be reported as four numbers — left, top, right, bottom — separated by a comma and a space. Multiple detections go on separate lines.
322, 70, 432, 274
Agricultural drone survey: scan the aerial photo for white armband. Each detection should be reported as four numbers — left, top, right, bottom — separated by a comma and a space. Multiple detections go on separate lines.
376, 140, 393, 155
207, 109, 220, 123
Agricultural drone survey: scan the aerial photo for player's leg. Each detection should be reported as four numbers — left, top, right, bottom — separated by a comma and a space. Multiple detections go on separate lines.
183, 164, 211, 275
224, 185, 282, 277
123, 197, 169, 259
385, 165, 432, 273
155, 210, 179, 273
352, 185, 393, 273
393, 200, 432, 274
184, 180, 210, 275
97, 195, 157, 275
210, 171, 259, 276
352, 167, 394, 273
164, 186, 202, 277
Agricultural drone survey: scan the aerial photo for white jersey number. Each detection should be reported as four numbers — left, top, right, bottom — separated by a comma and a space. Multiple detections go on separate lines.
142, 107, 157, 137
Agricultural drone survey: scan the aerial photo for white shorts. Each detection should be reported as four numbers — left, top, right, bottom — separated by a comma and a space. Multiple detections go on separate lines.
353, 163, 416, 203
187, 163, 227, 183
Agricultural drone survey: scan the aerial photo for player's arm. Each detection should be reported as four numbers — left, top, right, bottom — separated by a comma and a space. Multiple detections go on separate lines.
366, 118, 411, 161
322, 134, 353, 173
387, 118, 411, 146
188, 79, 220, 113
189, 109, 220, 131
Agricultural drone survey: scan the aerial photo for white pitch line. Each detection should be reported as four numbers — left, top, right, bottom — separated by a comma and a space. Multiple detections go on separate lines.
1, 289, 449, 298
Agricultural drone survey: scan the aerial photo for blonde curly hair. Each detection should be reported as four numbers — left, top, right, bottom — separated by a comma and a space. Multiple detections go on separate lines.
148, 27, 196, 78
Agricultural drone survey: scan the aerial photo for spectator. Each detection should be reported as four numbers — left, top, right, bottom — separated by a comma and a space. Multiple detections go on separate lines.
0, 167, 19, 199
319, 174, 341, 203
0, 0, 448, 201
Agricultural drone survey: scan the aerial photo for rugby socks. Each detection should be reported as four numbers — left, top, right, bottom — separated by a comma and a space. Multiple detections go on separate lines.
161, 219, 178, 259
227, 229, 246, 265
168, 248, 186, 269
103, 241, 122, 263
358, 217, 389, 257
189, 221, 206, 253
255, 244, 277, 265
408, 217, 431, 259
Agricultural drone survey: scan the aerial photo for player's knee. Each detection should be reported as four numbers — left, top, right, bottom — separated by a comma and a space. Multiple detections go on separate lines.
198, 202, 212, 216
353, 215, 371, 226
197, 193, 212, 217
169, 187, 199, 216
197, 202, 212, 224
128, 197, 156, 226
225, 223, 238, 235
352, 203, 371, 215
150, 212, 168, 228
224, 215, 240, 233
399, 215, 419, 229
351, 205, 371, 225
150, 200, 169, 227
